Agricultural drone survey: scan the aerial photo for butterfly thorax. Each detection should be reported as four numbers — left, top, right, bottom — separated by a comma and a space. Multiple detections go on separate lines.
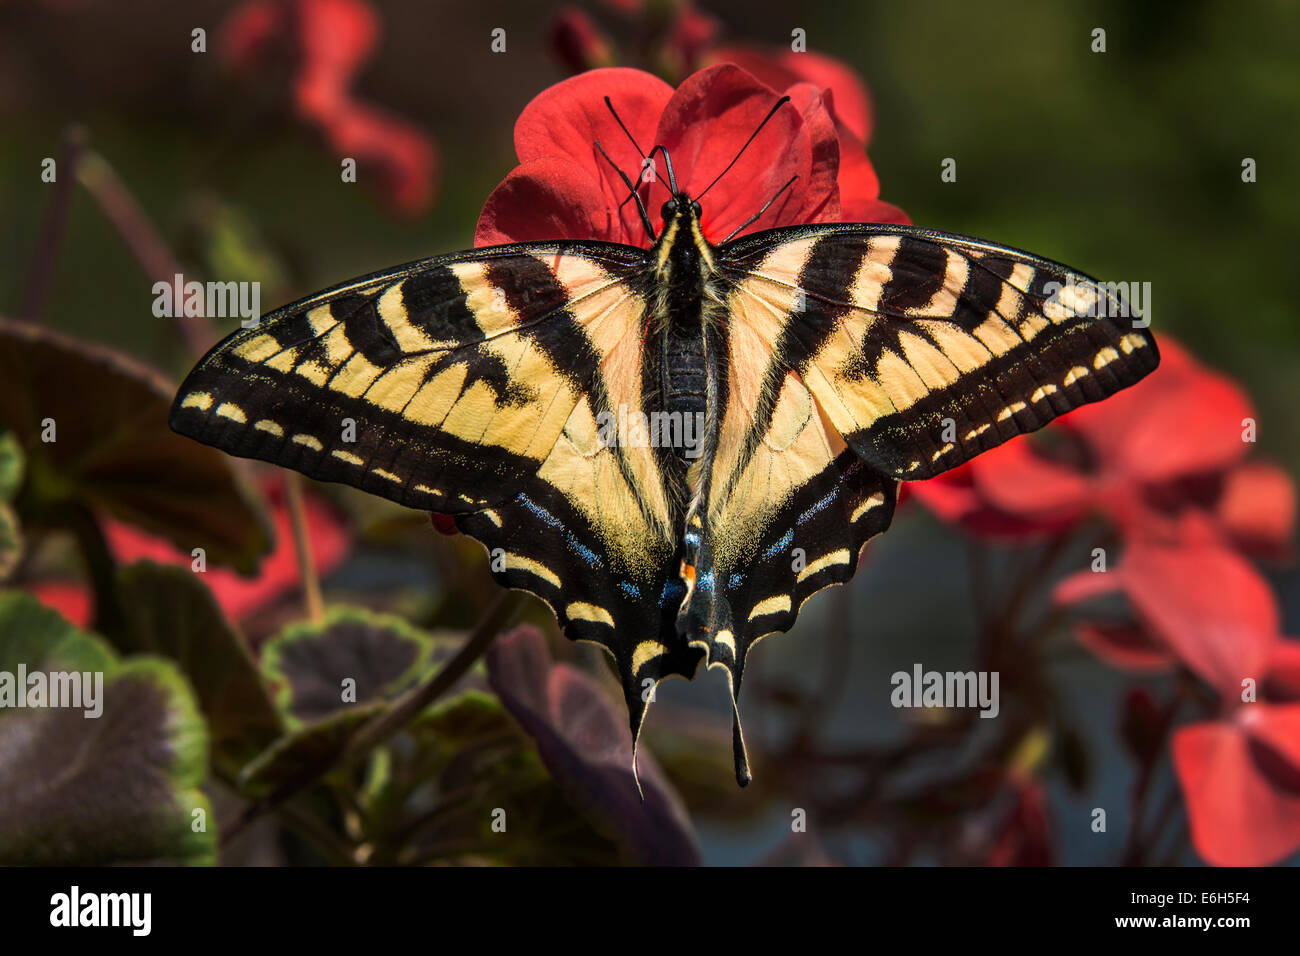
651, 194, 724, 450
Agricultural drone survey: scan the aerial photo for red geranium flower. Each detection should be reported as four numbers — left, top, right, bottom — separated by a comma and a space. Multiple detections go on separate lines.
910, 337, 1295, 555
221, 0, 438, 217
475, 64, 907, 249
1051, 524, 1300, 866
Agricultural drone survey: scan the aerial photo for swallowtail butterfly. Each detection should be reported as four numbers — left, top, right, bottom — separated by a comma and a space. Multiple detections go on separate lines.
171, 108, 1158, 786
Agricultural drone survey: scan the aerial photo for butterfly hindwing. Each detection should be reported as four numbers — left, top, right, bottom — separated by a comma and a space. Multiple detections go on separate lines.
720, 223, 1160, 480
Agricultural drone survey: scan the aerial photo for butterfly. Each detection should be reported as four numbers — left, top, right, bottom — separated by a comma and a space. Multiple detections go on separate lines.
170, 99, 1159, 786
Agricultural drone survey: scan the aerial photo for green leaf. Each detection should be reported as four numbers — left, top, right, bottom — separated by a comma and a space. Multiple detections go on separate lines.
237, 702, 386, 798
0, 431, 22, 502
0, 591, 215, 865
260, 605, 472, 729
0, 317, 270, 572
116, 561, 283, 778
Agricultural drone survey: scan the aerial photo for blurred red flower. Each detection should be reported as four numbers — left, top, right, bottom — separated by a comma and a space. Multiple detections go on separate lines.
28, 478, 351, 628
476, 64, 907, 249
1053, 527, 1300, 865
220, 0, 438, 217
910, 338, 1295, 557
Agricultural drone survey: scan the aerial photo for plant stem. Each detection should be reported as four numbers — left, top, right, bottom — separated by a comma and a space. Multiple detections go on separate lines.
283, 472, 323, 624
75, 148, 215, 358
19, 126, 85, 322
342, 589, 521, 763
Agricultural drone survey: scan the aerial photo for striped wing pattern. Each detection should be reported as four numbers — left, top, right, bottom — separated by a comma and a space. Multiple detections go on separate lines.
172, 223, 1160, 787
169, 243, 705, 749
672, 225, 1158, 780
722, 225, 1159, 481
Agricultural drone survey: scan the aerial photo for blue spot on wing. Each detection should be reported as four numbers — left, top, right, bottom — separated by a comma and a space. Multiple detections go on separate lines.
762, 528, 794, 560
729, 572, 745, 590
566, 533, 602, 568
617, 579, 640, 600
798, 488, 838, 525
518, 493, 563, 530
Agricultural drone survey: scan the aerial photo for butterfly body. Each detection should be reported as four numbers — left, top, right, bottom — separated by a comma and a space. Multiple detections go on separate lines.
171, 210, 1158, 785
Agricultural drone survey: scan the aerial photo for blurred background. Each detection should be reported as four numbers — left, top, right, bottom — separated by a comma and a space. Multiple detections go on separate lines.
0, 0, 1296, 866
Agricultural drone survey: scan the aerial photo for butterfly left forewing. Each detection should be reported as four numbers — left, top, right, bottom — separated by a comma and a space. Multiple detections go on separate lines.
171, 242, 702, 754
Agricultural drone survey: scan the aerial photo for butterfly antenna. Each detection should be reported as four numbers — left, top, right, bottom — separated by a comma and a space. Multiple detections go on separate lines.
646, 145, 680, 194
604, 96, 647, 159
594, 140, 657, 241
721, 174, 798, 243
697, 95, 792, 203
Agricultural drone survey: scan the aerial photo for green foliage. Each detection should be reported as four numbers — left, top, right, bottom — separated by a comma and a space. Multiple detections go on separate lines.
0, 591, 215, 865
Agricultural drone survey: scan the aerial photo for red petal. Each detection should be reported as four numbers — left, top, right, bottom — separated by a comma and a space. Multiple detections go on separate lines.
784, 84, 841, 223
325, 103, 438, 216
476, 157, 637, 246
1063, 337, 1254, 484
1122, 540, 1279, 700
292, 0, 379, 123
970, 437, 1093, 522
657, 64, 830, 241
25, 582, 92, 629
1174, 707, 1300, 866
1216, 460, 1296, 559
1266, 640, 1300, 701
908, 462, 1068, 539
219, 0, 286, 71
708, 46, 874, 144
103, 480, 351, 621
512, 66, 673, 241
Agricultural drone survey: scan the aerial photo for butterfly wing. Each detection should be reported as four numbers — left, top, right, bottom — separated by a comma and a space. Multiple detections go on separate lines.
721, 224, 1160, 479
677, 223, 1158, 782
170, 242, 703, 753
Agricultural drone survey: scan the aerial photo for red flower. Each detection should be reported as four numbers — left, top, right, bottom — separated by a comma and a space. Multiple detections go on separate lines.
1053, 528, 1280, 694
220, 0, 438, 217
475, 64, 907, 249
911, 338, 1295, 555
27, 478, 351, 628
1053, 527, 1300, 865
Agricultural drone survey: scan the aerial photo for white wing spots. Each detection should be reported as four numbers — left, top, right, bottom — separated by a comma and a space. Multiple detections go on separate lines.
480, 509, 502, 527
713, 630, 736, 654
215, 402, 246, 423
997, 401, 1028, 422
567, 601, 615, 627
506, 554, 561, 589
181, 391, 213, 411
1055, 280, 1098, 318
413, 483, 441, 497
1063, 365, 1090, 387
930, 441, 956, 463
851, 491, 887, 522
748, 594, 792, 620
795, 549, 851, 584
372, 468, 402, 484
253, 419, 284, 437
632, 640, 667, 675
1030, 384, 1058, 403
331, 449, 364, 466
1119, 333, 1148, 354
964, 423, 992, 442
291, 433, 324, 451
1094, 346, 1119, 370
